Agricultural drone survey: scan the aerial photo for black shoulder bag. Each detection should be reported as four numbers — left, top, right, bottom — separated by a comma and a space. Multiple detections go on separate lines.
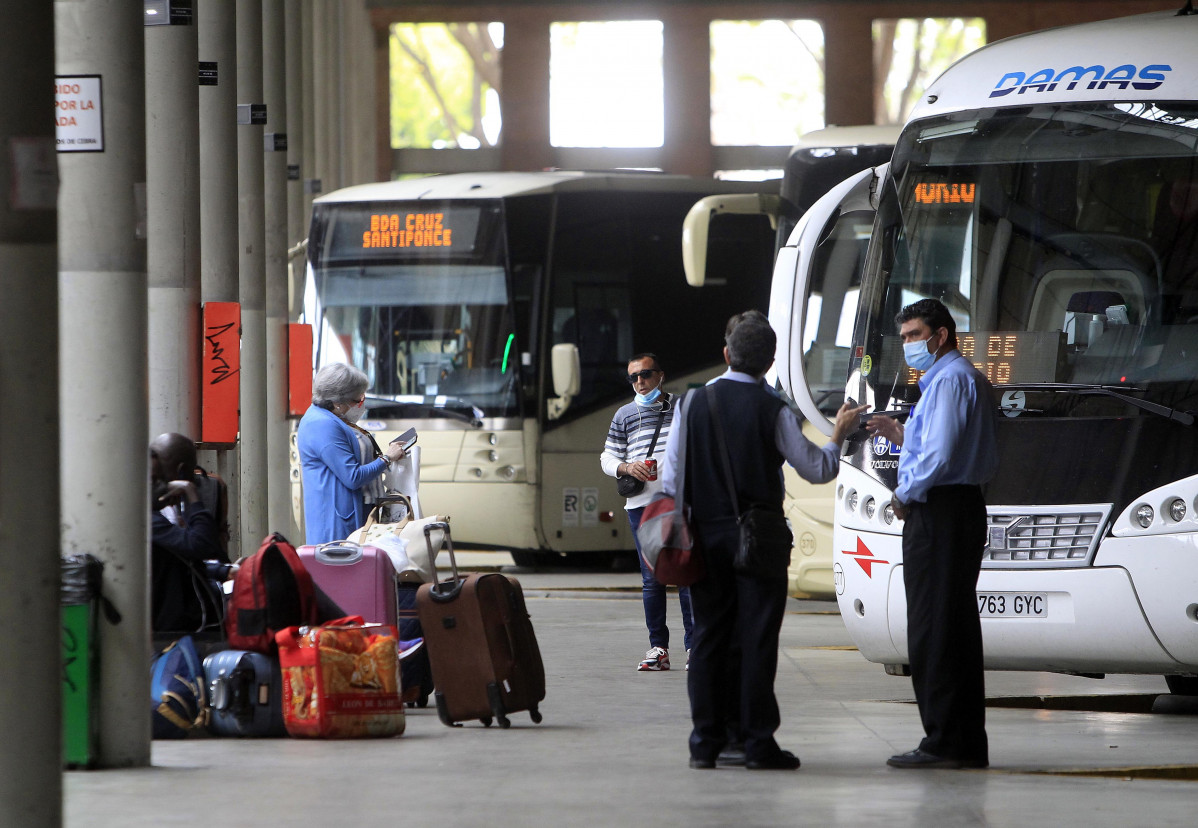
616, 401, 667, 498
706, 385, 793, 579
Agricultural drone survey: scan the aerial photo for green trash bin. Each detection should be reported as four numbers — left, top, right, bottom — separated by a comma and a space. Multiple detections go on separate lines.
61, 554, 116, 769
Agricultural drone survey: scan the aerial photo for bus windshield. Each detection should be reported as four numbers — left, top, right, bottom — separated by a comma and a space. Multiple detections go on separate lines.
307, 200, 519, 420
860, 101, 1198, 418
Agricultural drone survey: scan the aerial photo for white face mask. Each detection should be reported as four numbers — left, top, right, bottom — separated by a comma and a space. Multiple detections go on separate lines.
343, 401, 366, 424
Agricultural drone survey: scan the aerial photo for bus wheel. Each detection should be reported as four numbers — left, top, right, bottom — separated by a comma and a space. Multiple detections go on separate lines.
510, 550, 542, 569
1165, 675, 1198, 695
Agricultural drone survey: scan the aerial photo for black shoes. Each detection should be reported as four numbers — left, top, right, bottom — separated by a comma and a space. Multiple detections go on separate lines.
716, 745, 746, 767
745, 749, 801, 771
886, 748, 988, 769
690, 746, 795, 770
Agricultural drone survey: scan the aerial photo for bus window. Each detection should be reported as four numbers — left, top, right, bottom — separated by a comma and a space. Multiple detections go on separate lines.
308, 200, 520, 421
548, 190, 774, 424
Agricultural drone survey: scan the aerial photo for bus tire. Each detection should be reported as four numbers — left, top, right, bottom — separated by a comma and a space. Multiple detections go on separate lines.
1165, 675, 1198, 695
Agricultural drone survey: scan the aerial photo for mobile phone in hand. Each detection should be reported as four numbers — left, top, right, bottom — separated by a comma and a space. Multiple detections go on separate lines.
390, 427, 417, 451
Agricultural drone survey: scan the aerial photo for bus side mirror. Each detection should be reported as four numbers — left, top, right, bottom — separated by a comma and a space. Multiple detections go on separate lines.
548, 343, 580, 420
682, 193, 781, 287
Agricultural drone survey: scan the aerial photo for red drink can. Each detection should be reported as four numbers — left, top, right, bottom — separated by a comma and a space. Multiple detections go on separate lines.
646, 459, 658, 481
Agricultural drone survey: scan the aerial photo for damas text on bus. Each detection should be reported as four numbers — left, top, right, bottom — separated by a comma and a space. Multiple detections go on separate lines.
362, 212, 452, 249
990, 63, 1171, 98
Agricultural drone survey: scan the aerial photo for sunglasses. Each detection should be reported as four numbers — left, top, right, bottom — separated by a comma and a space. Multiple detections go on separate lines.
627, 369, 660, 383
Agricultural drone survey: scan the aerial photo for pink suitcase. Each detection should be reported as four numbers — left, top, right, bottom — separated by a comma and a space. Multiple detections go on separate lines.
297, 541, 398, 627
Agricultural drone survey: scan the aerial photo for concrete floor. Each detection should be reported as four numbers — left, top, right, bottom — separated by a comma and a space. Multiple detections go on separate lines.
65, 557, 1198, 827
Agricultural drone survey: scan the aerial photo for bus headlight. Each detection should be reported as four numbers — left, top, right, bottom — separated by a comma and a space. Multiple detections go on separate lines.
846, 490, 858, 512
882, 503, 895, 525
864, 497, 876, 519
1134, 504, 1154, 528
1168, 498, 1186, 522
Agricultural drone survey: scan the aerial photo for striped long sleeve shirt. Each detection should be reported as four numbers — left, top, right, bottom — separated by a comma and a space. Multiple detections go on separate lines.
600, 394, 674, 510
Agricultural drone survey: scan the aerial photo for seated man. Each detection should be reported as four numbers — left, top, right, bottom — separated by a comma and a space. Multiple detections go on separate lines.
150, 432, 226, 633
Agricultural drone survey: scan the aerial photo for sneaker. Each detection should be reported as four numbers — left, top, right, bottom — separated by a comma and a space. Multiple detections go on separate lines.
638, 647, 670, 671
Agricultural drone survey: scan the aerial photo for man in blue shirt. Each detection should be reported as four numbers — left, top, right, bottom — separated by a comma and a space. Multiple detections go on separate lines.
867, 297, 998, 770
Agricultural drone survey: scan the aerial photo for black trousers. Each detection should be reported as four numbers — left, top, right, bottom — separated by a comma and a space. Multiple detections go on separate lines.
687, 521, 789, 763
903, 484, 989, 763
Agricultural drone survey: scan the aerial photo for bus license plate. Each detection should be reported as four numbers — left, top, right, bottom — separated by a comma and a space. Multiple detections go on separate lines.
977, 592, 1047, 618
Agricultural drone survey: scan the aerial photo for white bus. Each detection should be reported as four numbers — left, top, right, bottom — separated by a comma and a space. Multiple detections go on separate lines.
298, 171, 775, 566
685, 126, 897, 597
775, 8, 1198, 692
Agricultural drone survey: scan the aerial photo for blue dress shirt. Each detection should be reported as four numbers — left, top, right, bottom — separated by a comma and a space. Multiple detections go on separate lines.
896, 350, 998, 504
661, 371, 839, 498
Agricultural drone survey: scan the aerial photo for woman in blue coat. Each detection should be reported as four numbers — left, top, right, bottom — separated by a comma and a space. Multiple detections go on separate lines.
297, 363, 406, 544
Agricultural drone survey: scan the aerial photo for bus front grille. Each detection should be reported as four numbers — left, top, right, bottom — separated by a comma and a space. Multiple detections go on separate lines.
982, 505, 1110, 567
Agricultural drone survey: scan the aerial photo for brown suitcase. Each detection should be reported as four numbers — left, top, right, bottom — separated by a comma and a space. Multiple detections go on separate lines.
416, 522, 545, 728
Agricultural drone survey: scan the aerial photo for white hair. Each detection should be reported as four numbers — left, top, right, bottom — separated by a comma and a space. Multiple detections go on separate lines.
312, 363, 369, 408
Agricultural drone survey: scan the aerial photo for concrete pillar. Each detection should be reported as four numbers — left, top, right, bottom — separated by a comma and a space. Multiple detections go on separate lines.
146, 3, 201, 438
305, 0, 323, 210
374, 21, 392, 183
342, 0, 375, 186
238, 0, 268, 552
313, 0, 341, 194
662, 12, 713, 176
264, 0, 291, 535
198, 0, 242, 559
500, 13, 552, 171
823, 15, 874, 127
56, 0, 150, 768
285, 0, 307, 294
0, 8, 59, 823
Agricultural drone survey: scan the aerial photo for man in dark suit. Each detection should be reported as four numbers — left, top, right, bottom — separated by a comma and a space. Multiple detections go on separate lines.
662, 310, 861, 770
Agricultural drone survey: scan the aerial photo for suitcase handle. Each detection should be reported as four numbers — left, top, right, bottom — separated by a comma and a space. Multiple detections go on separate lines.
314, 541, 363, 566
424, 521, 462, 603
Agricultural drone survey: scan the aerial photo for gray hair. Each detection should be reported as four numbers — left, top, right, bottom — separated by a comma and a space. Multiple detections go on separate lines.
725, 310, 776, 377
312, 363, 369, 408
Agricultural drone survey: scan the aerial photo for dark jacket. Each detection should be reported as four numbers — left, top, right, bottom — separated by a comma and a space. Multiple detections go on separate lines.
151, 506, 223, 632
684, 380, 786, 525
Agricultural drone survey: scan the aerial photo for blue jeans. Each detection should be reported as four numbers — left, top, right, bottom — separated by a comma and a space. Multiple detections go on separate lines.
628, 507, 694, 652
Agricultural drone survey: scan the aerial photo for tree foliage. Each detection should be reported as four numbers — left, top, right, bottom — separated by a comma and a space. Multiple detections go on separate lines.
390, 23, 501, 149
874, 18, 986, 125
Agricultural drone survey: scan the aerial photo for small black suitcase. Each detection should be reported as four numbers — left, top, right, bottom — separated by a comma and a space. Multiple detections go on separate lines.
417, 523, 545, 728
204, 649, 287, 737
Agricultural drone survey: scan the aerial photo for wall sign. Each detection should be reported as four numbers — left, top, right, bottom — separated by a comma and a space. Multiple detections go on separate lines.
55, 75, 103, 153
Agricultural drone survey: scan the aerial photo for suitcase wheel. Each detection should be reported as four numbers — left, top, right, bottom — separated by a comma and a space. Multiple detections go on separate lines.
486, 683, 509, 729
435, 692, 462, 728
530, 708, 543, 724
481, 716, 492, 727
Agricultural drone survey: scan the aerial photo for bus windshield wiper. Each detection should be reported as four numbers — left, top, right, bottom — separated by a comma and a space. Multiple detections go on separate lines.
998, 383, 1196, 426
367, 396, 484, 427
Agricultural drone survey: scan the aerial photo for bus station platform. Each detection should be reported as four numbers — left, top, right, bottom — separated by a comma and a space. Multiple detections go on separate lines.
65, 555, 1196, 827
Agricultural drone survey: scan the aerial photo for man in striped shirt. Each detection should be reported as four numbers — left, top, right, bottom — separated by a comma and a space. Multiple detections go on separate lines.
602, 353, 693, 671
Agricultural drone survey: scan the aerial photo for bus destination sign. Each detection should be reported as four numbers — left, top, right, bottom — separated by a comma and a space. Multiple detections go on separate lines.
877, 330, 1063, 387
363, 211, 456, 249
324, 204, 482, 260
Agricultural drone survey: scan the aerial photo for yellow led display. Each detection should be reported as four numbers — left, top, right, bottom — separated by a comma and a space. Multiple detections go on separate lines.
362, 212, 453, 249
913, 181, 975, 205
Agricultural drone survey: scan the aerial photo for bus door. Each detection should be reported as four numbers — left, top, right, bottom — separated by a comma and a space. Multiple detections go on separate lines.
769, 166, 891, 599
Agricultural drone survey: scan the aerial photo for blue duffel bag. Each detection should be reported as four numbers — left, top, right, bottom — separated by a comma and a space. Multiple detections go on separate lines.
151, 636, 206, 739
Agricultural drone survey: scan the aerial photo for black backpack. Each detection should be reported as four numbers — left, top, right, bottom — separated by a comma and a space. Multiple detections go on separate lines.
193, 465, 230, 563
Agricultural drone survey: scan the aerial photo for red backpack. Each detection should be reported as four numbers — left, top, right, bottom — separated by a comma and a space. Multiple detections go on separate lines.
225, 533, 319, 653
